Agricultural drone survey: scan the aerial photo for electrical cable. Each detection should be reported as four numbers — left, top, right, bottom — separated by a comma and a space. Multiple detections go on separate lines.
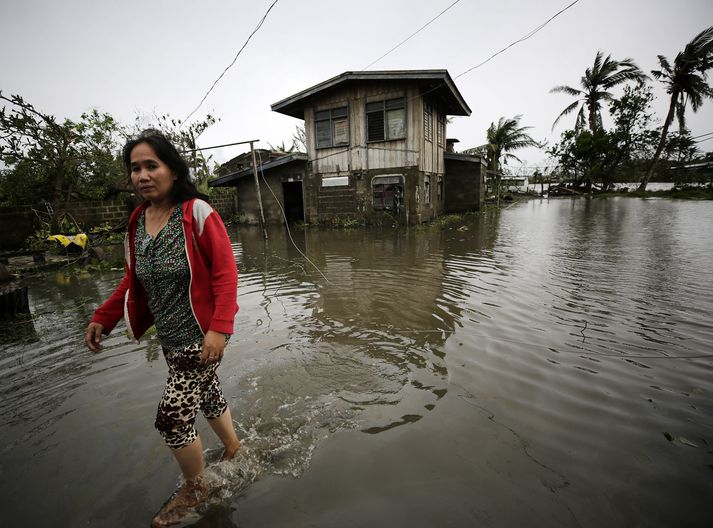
690, 131, 713, 139
255, 150, 331, 284
181, 0, 280, 126
454, 0, 582, 80
362, 0, 463, 70
305, 0, 583, 166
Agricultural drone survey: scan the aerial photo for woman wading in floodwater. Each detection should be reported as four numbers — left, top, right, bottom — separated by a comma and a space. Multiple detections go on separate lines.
84, 130, 240, 527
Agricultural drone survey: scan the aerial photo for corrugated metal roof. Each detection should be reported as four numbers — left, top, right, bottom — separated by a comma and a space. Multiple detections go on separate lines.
209, 152, 308, 187
272, 70, 471, 119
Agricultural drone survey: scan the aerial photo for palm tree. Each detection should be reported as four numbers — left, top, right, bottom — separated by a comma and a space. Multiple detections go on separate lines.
266, 140, 295, 153
638, 26, 713, 191
551, 51, 648, 133
464, 115, 541, 200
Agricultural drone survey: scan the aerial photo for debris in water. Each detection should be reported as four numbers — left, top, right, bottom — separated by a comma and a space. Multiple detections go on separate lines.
679, 437, 698, 448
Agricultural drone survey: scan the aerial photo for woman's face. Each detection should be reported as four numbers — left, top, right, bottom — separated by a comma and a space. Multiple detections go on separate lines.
130, 142, 177, 205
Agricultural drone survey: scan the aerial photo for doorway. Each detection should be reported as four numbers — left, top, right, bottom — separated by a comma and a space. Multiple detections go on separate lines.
282, 181, 304, 223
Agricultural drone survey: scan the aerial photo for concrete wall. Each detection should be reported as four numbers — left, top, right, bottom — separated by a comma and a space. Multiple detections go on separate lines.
66, 200, 135, 228
234, 166, 305, 225
209, 188, 238, 222
0, 192, 237, 251
306, 166, 439, 226
443, 157, 486, 213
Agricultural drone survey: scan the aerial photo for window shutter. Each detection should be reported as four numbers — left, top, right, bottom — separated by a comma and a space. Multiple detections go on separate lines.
424, 102, 433, 142
367, 111, 385, 142
315, 120, 331, 148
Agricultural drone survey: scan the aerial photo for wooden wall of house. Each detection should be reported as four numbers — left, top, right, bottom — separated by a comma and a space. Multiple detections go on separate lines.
298, 80, 456, 225
305, 83, 423, 177
419, 102, 446, 175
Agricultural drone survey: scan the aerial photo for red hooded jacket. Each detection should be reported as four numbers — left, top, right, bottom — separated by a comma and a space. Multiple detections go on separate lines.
91, 199, 238, 341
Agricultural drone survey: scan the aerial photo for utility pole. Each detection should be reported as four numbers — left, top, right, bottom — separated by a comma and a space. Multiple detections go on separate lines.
250, 141, 268, 240
181, 138, 267, 239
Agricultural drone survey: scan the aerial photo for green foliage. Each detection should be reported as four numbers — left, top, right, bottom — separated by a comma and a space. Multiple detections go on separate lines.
550, 51, 648, 132
130, 113, 219, 195
267, 140, 295, 153
607, 83, 660, 183
88, 223, 125, 245
464, 115, 541, 197
432, 214, 467, 227
0, 94, 126, 207
328, 216, 360, 228
640, 25, 713, 190
548, 82, 680, 188
22, 210, 84, 251
465, 115, 541, 174
548, 128, 618, 189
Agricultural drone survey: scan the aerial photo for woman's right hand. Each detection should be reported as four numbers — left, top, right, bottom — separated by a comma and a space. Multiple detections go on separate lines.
85, 322, 104, 352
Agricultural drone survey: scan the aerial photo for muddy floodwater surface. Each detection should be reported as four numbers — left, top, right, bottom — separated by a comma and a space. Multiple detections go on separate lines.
1, 197, 712, 527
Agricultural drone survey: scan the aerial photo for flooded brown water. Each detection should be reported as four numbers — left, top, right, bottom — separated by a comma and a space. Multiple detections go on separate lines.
1, 196, 712, 527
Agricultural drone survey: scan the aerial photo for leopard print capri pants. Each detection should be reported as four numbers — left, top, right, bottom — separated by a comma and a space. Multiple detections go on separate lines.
154, 342, 228, 449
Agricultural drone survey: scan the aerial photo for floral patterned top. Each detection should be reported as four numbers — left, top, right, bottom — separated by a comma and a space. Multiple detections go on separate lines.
134, 204, 203, 351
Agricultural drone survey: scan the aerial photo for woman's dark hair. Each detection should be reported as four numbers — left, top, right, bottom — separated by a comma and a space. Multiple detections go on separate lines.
122, 129, 209, 203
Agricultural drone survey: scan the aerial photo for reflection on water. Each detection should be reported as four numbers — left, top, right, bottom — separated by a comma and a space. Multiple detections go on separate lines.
1, 197, 711, 527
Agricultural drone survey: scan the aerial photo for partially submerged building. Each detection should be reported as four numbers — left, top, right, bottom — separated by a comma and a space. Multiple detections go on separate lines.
211, 69, 486, 225
212, 152, 308, 225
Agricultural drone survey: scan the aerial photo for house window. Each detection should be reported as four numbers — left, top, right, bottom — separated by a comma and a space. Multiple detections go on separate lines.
315, 106, 349, 149
437, 176, 443, 200
437, 114, 445, 146
424, 175, 431, 205
424, 101, 433, 142
366, 98, 405, 142
372, 175, 404, 211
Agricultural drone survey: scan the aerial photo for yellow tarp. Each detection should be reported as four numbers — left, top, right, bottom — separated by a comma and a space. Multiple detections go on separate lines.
47, 233, 88, 250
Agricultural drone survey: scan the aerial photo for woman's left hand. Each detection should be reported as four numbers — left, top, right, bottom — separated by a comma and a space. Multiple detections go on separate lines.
201, 330, 227, 365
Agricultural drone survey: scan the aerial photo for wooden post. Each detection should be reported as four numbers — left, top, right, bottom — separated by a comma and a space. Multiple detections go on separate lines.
1, 284, 30, 316
250, 141, 268, 240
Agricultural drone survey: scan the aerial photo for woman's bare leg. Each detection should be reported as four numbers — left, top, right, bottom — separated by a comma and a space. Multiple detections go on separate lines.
208, 407, 240, 460
171, 436, 205, 480
152, 437, 207, 527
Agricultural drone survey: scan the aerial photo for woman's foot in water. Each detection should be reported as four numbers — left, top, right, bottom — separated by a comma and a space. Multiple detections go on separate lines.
151, 477, 207, 527
221, 439, 241, 461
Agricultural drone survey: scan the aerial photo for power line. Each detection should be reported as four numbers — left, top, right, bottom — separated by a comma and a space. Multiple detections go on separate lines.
198, 1, 580, 164
306, 0, 583, 166
361, 0, 463, 70
256, 150, 330, 284
180, 139, 260, 154
181, 0, 280, 126
454, 0, 582, 80
691, 131, 713, 140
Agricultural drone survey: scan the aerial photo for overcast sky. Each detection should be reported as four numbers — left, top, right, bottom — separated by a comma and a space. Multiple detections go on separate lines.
2, 0, 712, 170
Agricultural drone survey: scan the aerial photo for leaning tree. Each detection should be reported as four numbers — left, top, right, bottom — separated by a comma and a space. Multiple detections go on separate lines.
551, 51, 648, 133
638, 26, 713, 191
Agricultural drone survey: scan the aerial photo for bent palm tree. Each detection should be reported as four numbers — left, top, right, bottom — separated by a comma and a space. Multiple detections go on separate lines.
465, 116, 541, 200
638, 26, 713, 191
551, 51, 648, 132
